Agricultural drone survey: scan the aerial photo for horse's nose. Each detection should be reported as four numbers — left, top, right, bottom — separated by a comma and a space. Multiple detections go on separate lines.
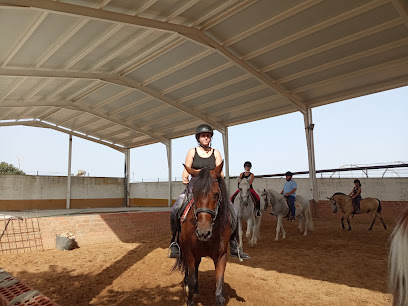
195, 229, 212, 241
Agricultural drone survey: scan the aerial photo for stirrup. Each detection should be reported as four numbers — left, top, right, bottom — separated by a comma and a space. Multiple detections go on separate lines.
168, 242, 180, 258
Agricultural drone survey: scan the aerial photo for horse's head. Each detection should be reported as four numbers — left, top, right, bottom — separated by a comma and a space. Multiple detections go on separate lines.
260, 189, 270, 210
327, 195, 338, 213
238, 178, 250, 207
184, 161, 224, 241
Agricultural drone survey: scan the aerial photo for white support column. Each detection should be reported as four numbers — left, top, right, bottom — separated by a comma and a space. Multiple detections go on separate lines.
66, 134, 72, 209
303, 108, 318, 202
166, 140, 173, 207
221, 127, 230, 195
124, 148, 130, 207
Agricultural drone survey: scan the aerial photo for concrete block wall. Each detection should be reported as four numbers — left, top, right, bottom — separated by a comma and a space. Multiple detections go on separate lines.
0, 175, 124, 210
0, 212, 168, 252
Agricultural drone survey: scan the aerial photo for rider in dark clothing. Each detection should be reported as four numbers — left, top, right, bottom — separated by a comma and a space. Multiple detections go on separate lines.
349, 179, 362, 213
169, 124, 250, 260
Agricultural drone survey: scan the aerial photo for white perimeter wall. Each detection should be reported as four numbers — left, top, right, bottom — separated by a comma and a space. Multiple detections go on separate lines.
0, 175, 406, 202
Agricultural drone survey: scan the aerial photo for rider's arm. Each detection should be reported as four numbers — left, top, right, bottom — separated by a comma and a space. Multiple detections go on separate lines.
214, 149, 224, 178
182, 148, 195, 185
349, 189, 354, 197
355, 187, 361, 197
249, 173, 254, 185
286, 188, 296, 196
280, 189, 284, 195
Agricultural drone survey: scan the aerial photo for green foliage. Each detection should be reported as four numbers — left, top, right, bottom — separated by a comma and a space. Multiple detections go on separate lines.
0, 162, 26, 175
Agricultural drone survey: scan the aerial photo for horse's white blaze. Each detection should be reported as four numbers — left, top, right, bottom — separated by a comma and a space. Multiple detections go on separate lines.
389, 210, 408, 306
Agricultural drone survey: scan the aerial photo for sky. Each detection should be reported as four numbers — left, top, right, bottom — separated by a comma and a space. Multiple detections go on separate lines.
0, 86, 407, 182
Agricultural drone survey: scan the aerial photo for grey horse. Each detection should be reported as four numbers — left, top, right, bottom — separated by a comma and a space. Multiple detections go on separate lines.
233, 179, 266, 249
260, 189, 314, 241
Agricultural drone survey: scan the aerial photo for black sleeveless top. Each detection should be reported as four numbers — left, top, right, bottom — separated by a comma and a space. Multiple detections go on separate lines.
353, 186, 361, 197
192, 148, 216, 170
239, 172, 253, 188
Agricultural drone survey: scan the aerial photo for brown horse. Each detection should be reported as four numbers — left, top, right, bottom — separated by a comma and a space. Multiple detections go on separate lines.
389, 207, 408, 306
174, 161, 231, 306
328, 193, 387, 231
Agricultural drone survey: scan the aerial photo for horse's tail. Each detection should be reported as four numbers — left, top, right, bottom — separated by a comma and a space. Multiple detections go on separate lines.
307, 202, 314, 231
376, 198, 382, 213
389, 208, 408, 306
172, 249, 186, 274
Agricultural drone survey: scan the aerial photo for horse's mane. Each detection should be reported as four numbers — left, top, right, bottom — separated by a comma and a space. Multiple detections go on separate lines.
332, 192, 347, 197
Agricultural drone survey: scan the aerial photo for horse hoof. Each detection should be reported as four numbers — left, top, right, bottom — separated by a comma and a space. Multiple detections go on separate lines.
303, 233, 307, 236
282, 236, 286, 239
348, 228, 351, 231
274, 238, 278, 241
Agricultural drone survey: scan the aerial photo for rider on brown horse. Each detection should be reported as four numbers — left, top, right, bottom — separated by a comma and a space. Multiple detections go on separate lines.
348, 179, 362, 213
169, 124, 250, 260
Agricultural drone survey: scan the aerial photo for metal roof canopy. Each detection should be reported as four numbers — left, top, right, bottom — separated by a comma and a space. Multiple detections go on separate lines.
0, 0, 407, 151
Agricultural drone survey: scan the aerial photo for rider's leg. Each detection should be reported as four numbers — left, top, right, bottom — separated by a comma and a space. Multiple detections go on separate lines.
288, 196, 296, 221
169, 190, 189, 258
230, 189, 239, 204
355, 196, 361, 212
229, 201, 251, 260
250, 189, 261, 217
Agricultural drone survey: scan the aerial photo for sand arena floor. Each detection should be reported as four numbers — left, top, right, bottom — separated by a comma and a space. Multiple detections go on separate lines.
0, 212, 394, 305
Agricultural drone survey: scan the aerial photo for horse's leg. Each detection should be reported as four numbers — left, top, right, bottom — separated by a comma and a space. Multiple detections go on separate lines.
194, 258, 201, 296
214, 253, 227, 306
344, 212, 352, 231
298, 213, 303, 231
246, 216, 252, 239
341, 215, 345, 230
275, 215, 281, 241
238, 218, 243, 249
376, 212, 387, 230
302, 212, 308, 236
281, 215, 286, 239
368, 211, 377, 230
185, 254, 197, 306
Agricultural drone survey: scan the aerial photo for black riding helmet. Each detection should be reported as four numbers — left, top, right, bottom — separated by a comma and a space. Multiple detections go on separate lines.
285, 171, 293, 177
244, 161, 252, 168
195, 124, 213, 140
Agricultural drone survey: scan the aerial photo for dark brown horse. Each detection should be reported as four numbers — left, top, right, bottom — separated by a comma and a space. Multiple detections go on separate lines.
173, 161, 231, 306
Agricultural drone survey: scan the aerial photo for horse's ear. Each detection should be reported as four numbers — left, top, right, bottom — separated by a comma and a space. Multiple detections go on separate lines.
183, 163, 200, 177
214, 160, 224, 177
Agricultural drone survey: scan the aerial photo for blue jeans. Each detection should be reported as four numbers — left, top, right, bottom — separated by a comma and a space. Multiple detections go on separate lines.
286, 195, 296, 219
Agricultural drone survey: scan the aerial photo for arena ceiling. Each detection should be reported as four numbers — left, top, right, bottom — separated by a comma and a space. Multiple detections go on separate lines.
0, 0, 408, 152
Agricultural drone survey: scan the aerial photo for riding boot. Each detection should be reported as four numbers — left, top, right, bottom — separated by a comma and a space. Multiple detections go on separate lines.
169, 211, 180, 258
229, 229, 251, 260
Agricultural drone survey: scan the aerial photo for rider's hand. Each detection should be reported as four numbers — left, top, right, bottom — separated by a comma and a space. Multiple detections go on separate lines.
182, 178, 189, 185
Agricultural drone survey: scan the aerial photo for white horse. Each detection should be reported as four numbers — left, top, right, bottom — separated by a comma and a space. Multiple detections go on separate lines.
233, 179, 265, 248
260, 189, 314, 241
389, 208, 408, 306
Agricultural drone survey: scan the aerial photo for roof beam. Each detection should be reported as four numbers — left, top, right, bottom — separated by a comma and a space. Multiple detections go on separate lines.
241, 0, 388, 61
1, 12, 48, 67
0, 68, 226, 131
260, 18, 403, 74
280, 37, 408, 85
392, 0, 408, 29
0, 120, 126, 152
222, 0, 324, 47
291, 56, 408, 94
0, 97, 169, 144
1, 0, 307, 113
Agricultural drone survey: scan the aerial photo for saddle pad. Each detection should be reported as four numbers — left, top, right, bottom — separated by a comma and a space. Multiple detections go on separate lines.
180, 197, 194, 225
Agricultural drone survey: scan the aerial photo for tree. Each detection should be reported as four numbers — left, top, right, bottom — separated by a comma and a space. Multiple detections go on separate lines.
0, 162, 26, 175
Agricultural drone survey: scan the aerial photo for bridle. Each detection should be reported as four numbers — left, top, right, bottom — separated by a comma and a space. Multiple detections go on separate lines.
262, 192, 284, 208
193, 179, 222, 223
239, 189, 250, 207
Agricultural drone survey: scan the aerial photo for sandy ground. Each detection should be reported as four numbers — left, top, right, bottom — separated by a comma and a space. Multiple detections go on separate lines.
0, 213, 394, 306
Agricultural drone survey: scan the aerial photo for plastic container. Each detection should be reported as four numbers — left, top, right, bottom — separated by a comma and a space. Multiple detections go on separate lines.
55, 235, 75, 251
